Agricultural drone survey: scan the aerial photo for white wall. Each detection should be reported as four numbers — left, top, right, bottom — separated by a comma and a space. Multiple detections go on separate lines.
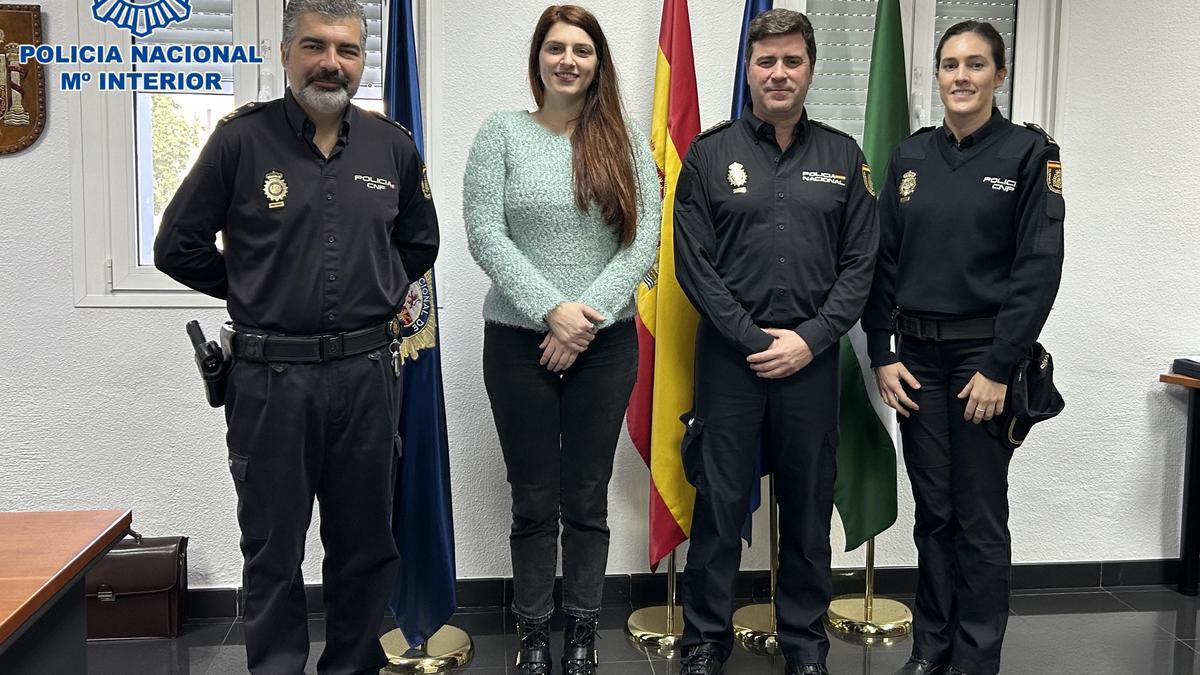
0, 0, 1197, 590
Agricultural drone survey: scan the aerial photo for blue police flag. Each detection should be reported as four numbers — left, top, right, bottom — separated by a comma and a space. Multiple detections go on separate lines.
734, 0, 772, 545
383, 0, 457, 647
731, 0, 773, 118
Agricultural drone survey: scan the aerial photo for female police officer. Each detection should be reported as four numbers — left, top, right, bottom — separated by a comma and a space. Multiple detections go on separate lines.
862, 21, 1065, 675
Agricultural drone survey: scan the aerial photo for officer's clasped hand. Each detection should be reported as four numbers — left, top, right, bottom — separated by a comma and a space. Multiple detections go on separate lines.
746, 328, 814, 379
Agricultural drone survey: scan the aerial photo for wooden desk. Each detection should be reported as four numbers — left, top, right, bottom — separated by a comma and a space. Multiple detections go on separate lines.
0, 509, 131, 673
1162, 374, 1200, 595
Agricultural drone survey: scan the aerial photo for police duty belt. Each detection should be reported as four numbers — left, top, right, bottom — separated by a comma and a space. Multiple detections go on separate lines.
227, 321, 401, 364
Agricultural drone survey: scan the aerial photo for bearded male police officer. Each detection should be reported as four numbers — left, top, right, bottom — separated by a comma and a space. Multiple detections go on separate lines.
674, 9, 877, 675
154, 1, 438, 672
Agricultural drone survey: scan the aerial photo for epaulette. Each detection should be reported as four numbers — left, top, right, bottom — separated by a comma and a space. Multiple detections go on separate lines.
372, 111, 414, 139
695, 119, 734, 141
908, 125, 936, 138
810, 119, 853, 140
1022, 122, 1058, 146
218, 100, 268, 126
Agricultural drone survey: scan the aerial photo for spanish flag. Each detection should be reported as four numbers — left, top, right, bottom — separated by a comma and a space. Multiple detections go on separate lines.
626, 0, 701, 569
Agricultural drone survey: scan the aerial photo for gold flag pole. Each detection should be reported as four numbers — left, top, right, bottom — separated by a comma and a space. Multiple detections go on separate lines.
381, 624, 474, 673
733, 475, 779, 655
626, 550, 685, 657
826, 537, 912, 641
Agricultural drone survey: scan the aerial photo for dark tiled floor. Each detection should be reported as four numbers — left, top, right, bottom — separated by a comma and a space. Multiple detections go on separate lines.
86, 587, 1200, 674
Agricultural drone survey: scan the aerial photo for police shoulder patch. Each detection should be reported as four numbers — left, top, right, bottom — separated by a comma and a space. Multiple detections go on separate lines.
810, 119, 853, 140
372, 111, 414, 139
861, 164, 875, 197
218, 100, 268, 126
1023, 122, 1058, 146
696, 119, 734, 141
1045, 159, 1063, 194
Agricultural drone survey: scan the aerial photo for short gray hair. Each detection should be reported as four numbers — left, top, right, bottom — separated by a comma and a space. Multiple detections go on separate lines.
283, 0, 368, 50
747, 8, 817, 64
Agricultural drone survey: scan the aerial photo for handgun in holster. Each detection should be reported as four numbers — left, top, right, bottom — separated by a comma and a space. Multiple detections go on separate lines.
186, 320, 232, 408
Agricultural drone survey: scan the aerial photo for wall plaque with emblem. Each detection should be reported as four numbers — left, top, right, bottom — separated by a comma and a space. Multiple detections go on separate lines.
0, 4, 46, 155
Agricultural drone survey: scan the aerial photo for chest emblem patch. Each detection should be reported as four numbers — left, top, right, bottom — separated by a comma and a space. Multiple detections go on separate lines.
802, 171, 847, 187
726, 162, 748, 194
983, 177, 1017, 192
861, 164, 874, 197
1045, 160, 1063, 194
263, 171, 288, 209
355, 174, 396, 191
899, 170, 917, 202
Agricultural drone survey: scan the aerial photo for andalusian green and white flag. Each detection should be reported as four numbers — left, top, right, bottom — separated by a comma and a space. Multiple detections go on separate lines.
833, 0, 910, 551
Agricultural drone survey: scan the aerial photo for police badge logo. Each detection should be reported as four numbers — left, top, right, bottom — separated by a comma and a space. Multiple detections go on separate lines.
0, 6, 47, 156
1045, 160, 1063, 195
262, 171, 288, 209
861, 164, 874, 197
92, 0, 192, 39
726, 162, 748, 194
396, 271, 438, 362
899, 170, 917, 203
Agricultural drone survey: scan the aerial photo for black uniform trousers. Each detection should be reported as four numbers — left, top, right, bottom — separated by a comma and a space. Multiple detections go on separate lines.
898, 336, 1014, 675
681, 320, 840, 665
224, 350, 404, 675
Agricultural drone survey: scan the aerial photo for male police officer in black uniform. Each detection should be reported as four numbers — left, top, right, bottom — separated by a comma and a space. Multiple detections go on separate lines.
154, 1, 438, 672
674, 10, 877, 675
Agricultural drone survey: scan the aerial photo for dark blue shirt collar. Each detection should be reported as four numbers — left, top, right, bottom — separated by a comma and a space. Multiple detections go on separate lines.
943, 107, 1004, 149
740, 103, 810, 146
283, 87, 354, 153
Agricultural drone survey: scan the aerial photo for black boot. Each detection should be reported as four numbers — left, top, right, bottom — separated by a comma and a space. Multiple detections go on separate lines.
516, 618, 553, 674
562, 614, 598, 675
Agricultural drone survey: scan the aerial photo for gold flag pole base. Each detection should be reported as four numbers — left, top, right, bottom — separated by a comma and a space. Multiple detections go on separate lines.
825, 594, 912, 644
626, 550, 684, 658
625, 604, 685, 658
381, 625, 474, 674
732, 603, 778, 655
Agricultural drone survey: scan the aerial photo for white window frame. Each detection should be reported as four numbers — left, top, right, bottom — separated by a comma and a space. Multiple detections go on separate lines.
783, 0, 1065, 135
71, 0, 418, 308
904, 0, 1065, 134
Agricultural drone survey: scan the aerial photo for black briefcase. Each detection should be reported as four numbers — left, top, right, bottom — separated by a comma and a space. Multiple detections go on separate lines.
988, 342, 1065, 450
85, 535, 188, 639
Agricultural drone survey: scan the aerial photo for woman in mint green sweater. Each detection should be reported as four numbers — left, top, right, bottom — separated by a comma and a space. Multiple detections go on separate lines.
463, 5, 660, 675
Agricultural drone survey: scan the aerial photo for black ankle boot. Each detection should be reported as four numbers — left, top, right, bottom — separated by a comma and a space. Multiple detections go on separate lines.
516, 618, 552, 674
561, 614, 598, 675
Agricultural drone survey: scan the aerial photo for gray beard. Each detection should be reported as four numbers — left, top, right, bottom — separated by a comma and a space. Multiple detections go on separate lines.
295, 84, 351, 115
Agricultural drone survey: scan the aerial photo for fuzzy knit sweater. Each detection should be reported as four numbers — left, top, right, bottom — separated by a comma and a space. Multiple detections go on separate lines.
463, 111, 661, 331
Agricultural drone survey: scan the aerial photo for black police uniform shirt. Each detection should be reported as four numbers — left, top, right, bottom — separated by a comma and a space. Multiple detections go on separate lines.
862, 109, 1065, 383
154, 88, 439, 336
673, 107, 879, 357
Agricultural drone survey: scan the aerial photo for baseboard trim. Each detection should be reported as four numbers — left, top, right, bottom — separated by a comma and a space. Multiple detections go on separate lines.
185, 558, 1179, 620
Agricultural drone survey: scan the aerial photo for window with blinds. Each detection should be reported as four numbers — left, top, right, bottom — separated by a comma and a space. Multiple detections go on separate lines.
929, 1, 1016, 123
133, 0, 238, 266
806, 0, 876, 142
134, 0, 235, 94
805, 0, 1018, 141
356, 0, 385, 102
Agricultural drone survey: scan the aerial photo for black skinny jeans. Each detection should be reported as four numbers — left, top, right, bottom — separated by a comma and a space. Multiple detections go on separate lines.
482, 320, 638, 621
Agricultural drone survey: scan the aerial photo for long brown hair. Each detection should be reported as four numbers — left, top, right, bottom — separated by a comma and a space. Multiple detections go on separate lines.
528, 5, 639, 246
